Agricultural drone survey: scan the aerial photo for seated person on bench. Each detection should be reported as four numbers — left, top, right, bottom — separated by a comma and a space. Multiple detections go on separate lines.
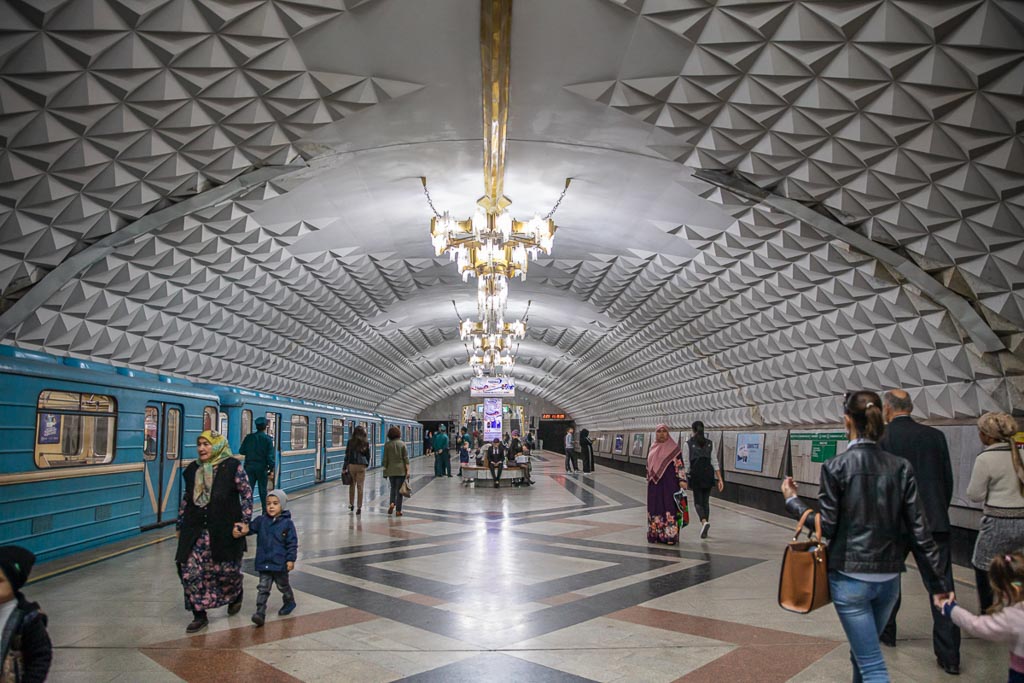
509, 431, 532, 486
486, 438, 507, 488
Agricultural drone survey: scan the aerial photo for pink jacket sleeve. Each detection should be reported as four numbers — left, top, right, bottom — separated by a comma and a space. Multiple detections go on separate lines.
950, 605, 1020, 644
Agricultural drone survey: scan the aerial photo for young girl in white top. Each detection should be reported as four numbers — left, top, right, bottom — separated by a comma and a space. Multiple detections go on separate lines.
938, 551, 1024, 683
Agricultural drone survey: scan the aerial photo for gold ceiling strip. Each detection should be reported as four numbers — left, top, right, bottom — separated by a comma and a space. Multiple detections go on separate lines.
479, 0, 513, 212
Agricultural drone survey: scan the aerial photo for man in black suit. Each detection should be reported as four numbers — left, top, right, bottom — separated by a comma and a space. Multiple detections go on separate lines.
879, 389, 960, 676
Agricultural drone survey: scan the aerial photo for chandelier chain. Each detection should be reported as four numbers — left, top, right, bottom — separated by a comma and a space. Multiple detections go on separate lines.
420, 177, 443, 219
543, 178, 572, 220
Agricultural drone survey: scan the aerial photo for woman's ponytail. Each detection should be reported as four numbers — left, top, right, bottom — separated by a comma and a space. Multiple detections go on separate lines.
691, 420, 709, 449
844, 390, 885, 441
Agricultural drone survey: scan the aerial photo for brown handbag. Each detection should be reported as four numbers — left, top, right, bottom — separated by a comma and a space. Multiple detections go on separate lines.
778, 509, 831, 614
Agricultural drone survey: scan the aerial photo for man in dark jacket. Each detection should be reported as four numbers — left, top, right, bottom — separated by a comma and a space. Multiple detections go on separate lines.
239, 417, 276, 515
878, 389, 960, 674
0, 546, 52, 683
486, 438, 507, 488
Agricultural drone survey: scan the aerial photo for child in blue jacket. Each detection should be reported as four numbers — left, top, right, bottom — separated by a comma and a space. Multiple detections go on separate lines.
233, 488, 298, 627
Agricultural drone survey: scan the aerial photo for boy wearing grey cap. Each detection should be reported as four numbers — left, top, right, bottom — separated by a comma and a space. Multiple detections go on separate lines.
233, 489, 298, 627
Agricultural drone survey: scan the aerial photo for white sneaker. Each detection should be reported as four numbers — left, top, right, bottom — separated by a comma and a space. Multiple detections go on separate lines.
700, 522, 710, 539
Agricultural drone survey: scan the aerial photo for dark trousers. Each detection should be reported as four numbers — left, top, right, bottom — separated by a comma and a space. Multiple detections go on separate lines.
246, 466, 270, 515
255, 571, 294, 616
882, 532, 960, 665
488, 460, 504, 483
975, 566, 995, 613
691, 487, 711, 522
389, 475, 406, 512
565, 449, 578, 472
582, 449, 594, 472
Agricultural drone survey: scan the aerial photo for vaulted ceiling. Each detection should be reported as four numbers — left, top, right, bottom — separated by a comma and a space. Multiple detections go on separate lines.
0, 0, 1022, 427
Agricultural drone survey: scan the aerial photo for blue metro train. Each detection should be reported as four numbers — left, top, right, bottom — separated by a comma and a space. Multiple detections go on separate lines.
0, 344, 423, 562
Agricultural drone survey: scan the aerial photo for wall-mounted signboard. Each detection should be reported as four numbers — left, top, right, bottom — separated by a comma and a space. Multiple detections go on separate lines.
541, 413, 567, 420
470, 376, 515, 397
792, 431, 850, 463
483, 398, 503, 442
734, 433, 766, 472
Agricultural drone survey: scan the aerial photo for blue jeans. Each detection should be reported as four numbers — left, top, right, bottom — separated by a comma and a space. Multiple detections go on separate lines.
829, 571, 900, 683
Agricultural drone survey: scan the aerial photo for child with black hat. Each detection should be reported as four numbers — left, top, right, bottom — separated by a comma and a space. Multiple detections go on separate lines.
0, 546, 52, 682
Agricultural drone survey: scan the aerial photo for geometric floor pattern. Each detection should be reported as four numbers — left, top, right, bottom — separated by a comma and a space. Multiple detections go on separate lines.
33, 452, 1004, 682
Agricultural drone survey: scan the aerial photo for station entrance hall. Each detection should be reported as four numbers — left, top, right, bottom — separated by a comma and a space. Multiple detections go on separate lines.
1, 1, 1023, 682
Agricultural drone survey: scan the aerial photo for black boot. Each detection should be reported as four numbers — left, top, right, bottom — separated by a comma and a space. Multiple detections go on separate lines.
186, 610, 208, 633
228, 592, 243, 615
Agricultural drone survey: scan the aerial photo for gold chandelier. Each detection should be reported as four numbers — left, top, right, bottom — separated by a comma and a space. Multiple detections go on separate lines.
424, 0, 570, 377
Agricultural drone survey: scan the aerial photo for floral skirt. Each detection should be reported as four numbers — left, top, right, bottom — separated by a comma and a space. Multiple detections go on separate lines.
647, 463, 682, 545
179, 530, 243, 612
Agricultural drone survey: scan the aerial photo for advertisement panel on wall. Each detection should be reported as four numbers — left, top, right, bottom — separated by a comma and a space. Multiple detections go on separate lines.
484, 398, 503, 442
734, 433, 766, 472
613, 434, 625, 455
470, 376, 516, 397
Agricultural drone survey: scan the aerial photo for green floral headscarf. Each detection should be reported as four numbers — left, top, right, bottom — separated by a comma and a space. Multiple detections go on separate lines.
194, 430, 233, 507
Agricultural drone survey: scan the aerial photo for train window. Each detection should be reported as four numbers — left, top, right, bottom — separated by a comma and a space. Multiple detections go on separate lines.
291, 414, 309, 449
166, 409, 181, 459
35, 391, 116, 468
202, 406, 217, 432
241, 410, 253, 437
218, 412, 228, 436
144, 407, 158, 460
331, 419, 344, 446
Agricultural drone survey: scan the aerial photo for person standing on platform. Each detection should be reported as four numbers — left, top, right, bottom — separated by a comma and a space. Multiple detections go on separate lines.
525, 431, 536, 453
878, 390, 959, 674
239, 416, 276, 516
781, 390, 953, 683
684, 421, 723, 539
458, 426, 471, 476
433, 425, 451, 477
343, 426, 371, 515
966, 411, 1024, 613
564, 426, 578, 473
647, 425, 685, 545
384, 426, 410, 516
236, 489, 297, 627
580, 428, 595, 473
0, 545, 52, 683
424, 430, 432, 457
176, 430, 253, 633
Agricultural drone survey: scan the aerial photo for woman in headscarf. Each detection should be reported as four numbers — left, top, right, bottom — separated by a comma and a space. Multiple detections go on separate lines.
966, 411, 1024, 611
647, 425, 686, 545
580, 428, 595, 473
176, 430, 253, 633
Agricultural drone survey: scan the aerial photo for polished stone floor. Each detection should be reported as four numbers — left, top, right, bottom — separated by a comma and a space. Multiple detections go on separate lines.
34, 452, 1002, 682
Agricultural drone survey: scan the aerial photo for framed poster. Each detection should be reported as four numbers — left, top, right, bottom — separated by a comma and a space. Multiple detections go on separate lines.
483, 398, 503, 442
734, 432, 766, 472
38, 413, 61, 445
613, 433, 625, 455
470, 376, 515, 397
631, 433, 646, 457
791, 431, 849, 463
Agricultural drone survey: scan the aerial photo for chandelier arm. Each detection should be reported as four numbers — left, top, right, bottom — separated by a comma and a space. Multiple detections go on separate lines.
420, 177, 444, 219
543, 178, 573, 220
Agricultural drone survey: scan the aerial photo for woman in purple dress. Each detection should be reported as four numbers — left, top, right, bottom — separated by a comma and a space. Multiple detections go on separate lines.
176, 430, 253, 633
647, 424, 686, 544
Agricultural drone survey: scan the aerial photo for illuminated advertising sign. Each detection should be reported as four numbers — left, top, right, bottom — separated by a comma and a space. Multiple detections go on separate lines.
470, 376, 516, 398
484, 398, 503, 442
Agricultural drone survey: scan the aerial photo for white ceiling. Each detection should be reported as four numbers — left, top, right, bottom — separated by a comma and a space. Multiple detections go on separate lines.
1, 0, 1021, 426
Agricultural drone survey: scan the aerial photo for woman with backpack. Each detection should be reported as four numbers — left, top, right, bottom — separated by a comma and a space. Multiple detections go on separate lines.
684, 421, 723, 539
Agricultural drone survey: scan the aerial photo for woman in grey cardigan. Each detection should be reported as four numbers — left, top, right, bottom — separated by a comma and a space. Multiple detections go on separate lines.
966, 411, 1024, 611
384, 426, 410, 516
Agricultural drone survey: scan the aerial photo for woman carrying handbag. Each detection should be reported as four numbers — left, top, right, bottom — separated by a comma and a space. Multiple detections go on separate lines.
383, 426, 410, 516
780, 390, 953, 683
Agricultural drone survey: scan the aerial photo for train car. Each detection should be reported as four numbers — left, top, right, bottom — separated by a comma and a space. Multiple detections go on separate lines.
0, 345, 220, 562
207, 387, 385, 494
383, 418, 424, 460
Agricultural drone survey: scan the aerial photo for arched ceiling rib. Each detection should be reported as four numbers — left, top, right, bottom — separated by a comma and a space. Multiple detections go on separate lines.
1, 0, 1022, 426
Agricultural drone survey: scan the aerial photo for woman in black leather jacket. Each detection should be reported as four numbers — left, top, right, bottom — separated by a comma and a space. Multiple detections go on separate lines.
781, 390, 953, 683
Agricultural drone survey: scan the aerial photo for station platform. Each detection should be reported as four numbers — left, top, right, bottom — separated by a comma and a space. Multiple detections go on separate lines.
32, 451, 1002, 683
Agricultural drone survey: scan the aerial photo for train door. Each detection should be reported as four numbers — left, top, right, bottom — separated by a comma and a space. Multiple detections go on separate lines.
140, 403, 183, 529
265, 412, 282, 483
315, 417, 326, 483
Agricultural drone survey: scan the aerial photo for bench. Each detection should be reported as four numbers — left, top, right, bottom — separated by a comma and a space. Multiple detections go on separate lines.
461, 464, 528, 486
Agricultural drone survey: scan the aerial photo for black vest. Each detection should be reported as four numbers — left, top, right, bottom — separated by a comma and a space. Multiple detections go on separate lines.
175, 457, 246, 564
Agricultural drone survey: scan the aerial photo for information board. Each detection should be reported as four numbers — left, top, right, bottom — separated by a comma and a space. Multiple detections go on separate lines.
483, 398, 503, 442
734, 432, 765, 472
471, 376, 515, 397
792, 431, 849, 463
